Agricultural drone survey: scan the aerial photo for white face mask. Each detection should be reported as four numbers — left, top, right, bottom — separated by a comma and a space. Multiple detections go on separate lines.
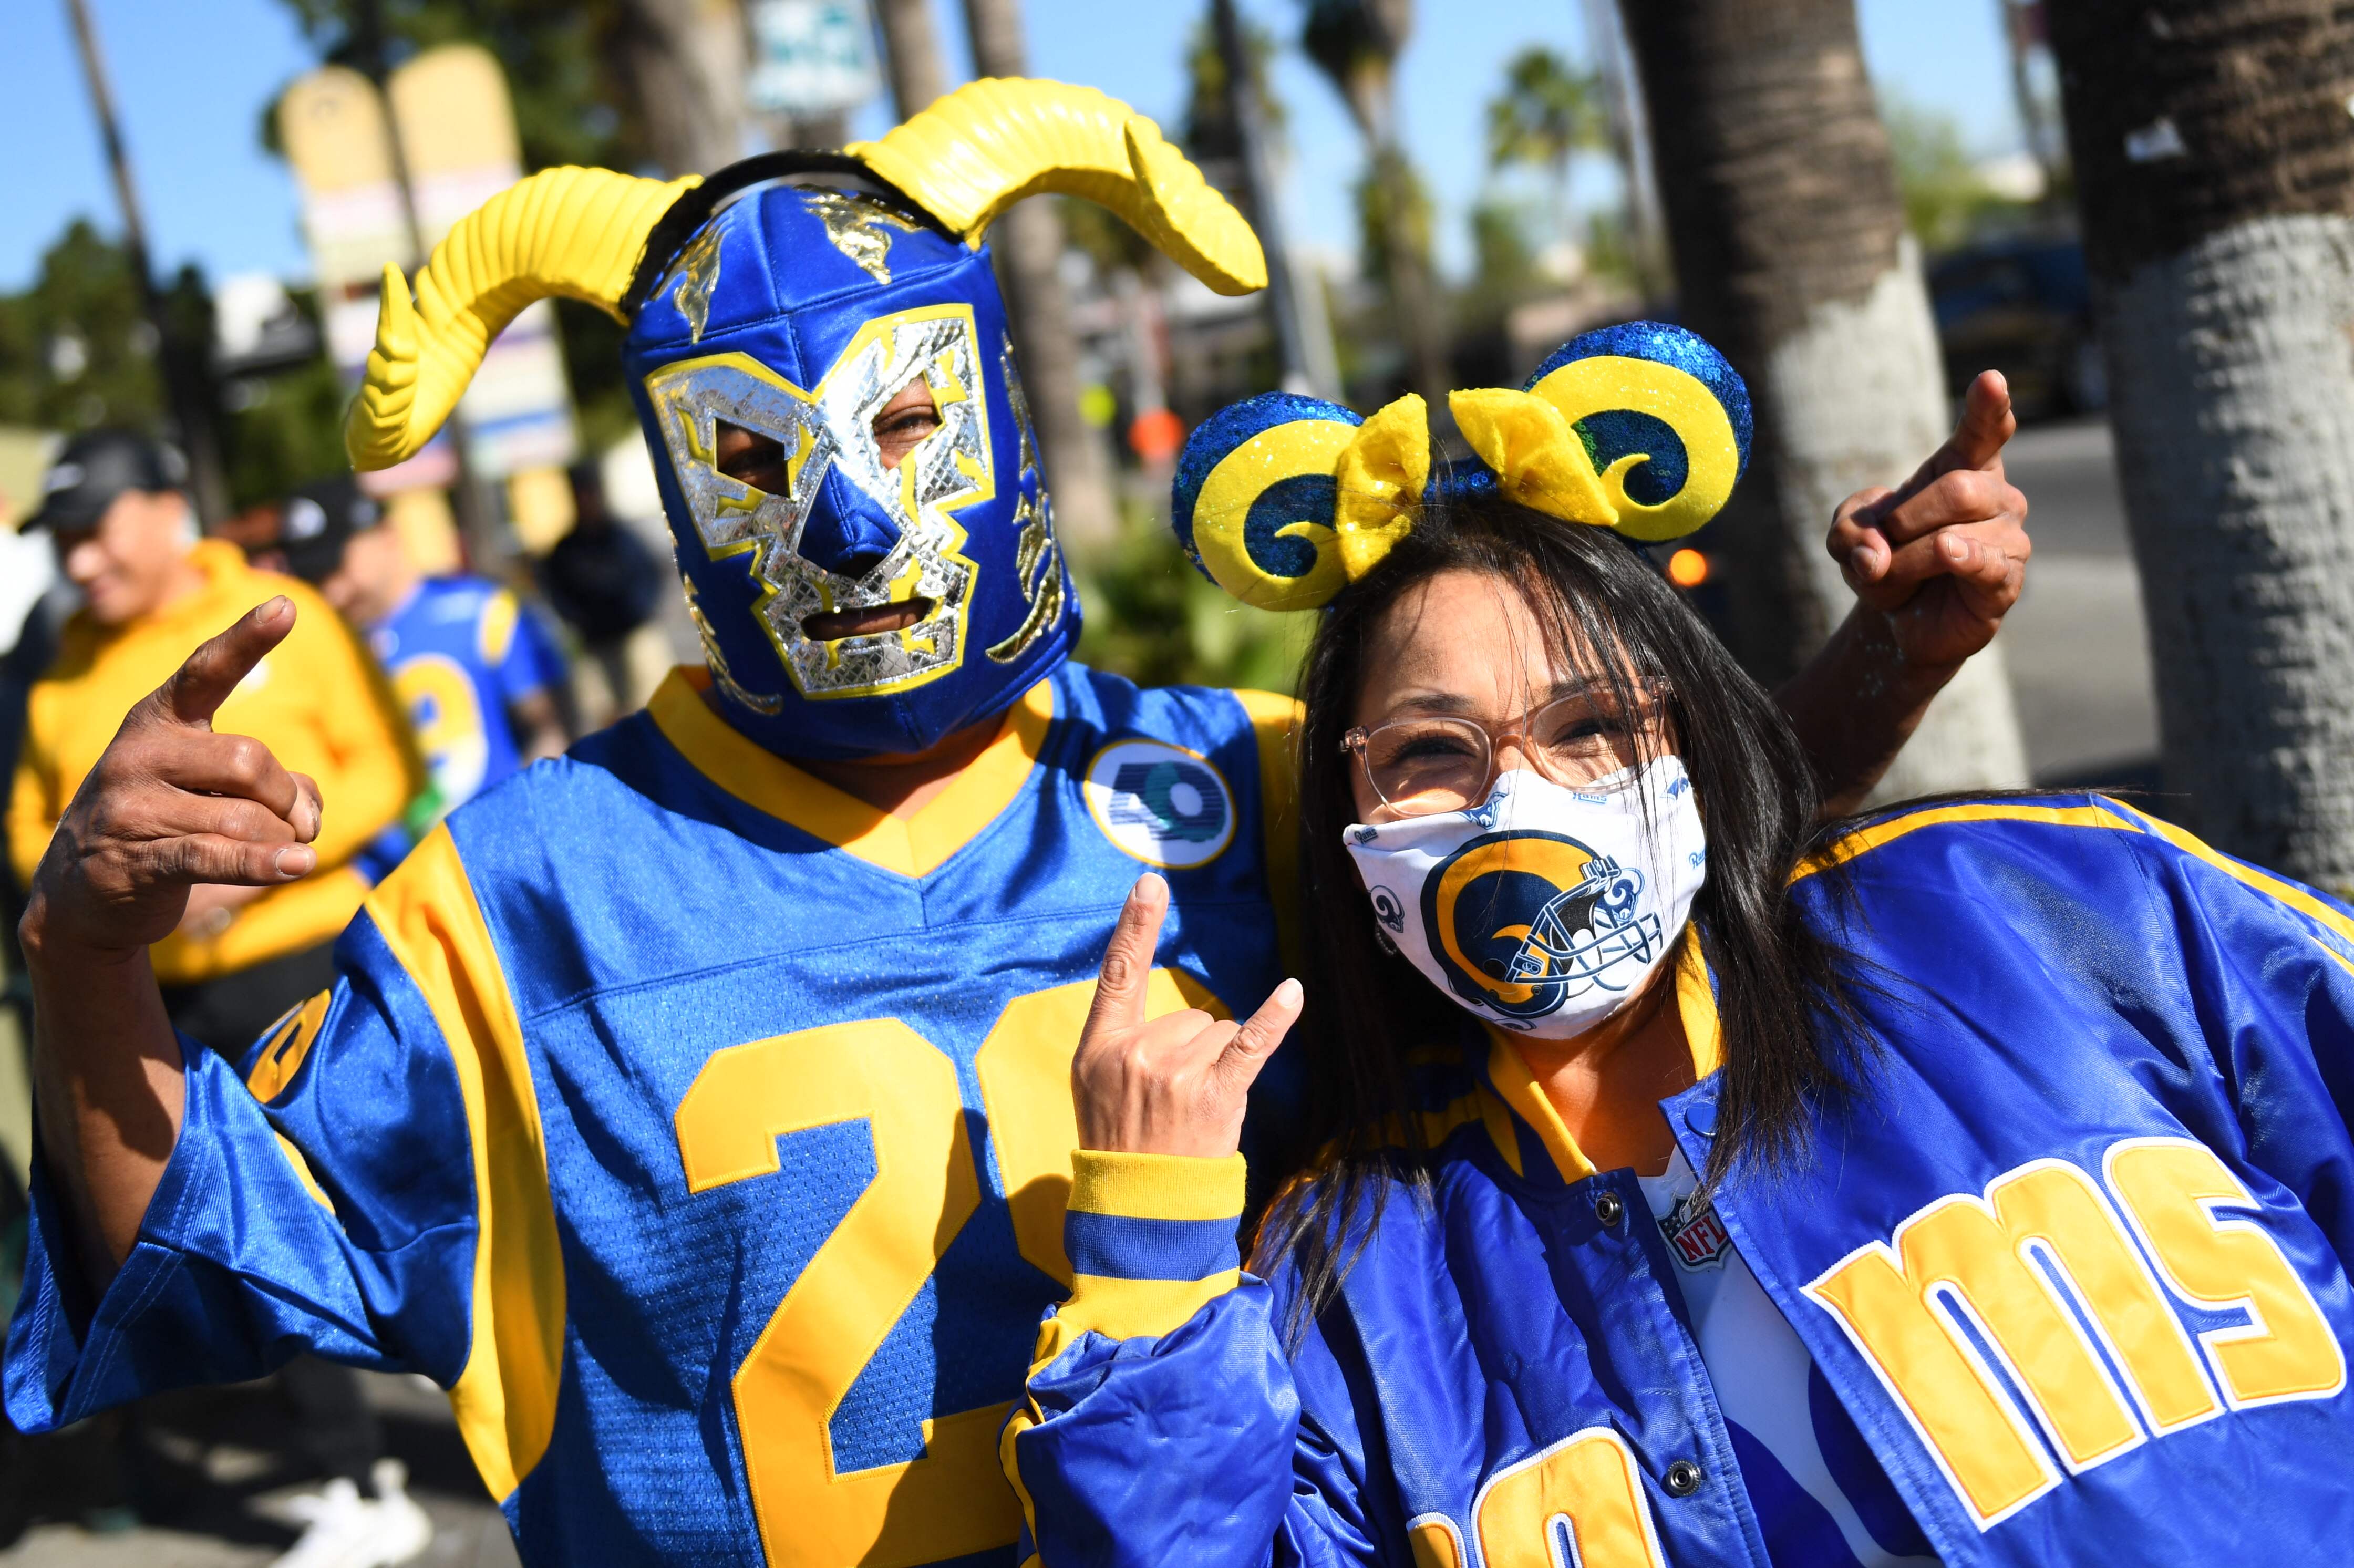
1344, 758, 1707, 1040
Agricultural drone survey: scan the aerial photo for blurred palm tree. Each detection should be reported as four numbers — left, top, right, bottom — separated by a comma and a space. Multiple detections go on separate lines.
871, 0, 945, 117
1485, 46, 1604, 252
955, 0, 1120, 544
1619, 0, 2027, 798
1300, 0, 1448, 405
2049, 0, 2354, 886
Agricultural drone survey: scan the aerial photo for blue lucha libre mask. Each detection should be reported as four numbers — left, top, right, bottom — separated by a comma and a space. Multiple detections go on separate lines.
625, 184, 1072, 759
340, 81, 1265, 759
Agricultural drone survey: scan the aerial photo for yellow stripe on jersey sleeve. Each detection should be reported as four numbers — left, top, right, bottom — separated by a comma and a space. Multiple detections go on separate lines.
1232, 688, 1303, 975
364, 826, 565, 1502
477, 589, 520, 667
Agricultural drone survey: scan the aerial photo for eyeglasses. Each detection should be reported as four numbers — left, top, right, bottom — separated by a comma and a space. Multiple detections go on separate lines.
1340, 684, 1674, 819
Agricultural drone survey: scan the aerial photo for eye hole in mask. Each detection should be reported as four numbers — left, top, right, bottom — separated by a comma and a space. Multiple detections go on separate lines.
712, 383, 950, 643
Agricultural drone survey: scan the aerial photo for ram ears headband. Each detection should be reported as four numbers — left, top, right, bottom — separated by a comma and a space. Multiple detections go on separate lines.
343, 77, 1269, 471
1170, 321, 1754, 612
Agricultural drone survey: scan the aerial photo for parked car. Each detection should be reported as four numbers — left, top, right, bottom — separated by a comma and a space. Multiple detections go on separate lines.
1927, 234, 2106, 419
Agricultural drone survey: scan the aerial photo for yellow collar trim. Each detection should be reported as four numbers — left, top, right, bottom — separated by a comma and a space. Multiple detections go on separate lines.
1486, 928, 1718, 1184
647, 666, 1055, 878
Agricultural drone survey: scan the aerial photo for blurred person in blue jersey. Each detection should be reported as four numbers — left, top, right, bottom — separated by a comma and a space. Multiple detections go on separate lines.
280, 477, 570, 879
1009, 334, 2354, 1568
4, 84, 2038, 1568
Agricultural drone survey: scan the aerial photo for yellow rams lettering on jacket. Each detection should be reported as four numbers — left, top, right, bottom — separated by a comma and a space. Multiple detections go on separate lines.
1803, 1136, 2345, 1532
1402, 1426, 1670, 1568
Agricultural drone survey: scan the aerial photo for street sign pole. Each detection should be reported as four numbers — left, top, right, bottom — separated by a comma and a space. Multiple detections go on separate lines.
61, 0, 232, 527
353, 0, 501, 569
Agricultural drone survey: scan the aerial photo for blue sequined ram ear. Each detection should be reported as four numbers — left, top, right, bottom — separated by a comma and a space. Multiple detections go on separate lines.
1171, 392, 1364, 611
1523, 322, 1753, 543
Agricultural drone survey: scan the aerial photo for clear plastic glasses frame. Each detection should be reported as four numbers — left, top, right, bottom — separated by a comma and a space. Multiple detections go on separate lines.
1341, 683, 1674, 818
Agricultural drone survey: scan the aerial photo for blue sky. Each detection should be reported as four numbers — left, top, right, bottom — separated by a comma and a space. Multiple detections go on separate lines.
1, 0, 2022, 293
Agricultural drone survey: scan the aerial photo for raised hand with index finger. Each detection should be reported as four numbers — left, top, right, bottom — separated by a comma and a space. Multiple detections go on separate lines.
1072, 873, 1304, 1160
1824, 368, 2033, 673
22, 597, 325, 964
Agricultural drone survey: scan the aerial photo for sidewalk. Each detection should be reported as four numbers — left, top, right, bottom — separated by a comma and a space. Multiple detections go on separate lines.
2, 1374, 516, 1567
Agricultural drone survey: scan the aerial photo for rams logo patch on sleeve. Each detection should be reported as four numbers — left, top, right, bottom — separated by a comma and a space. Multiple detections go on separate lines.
1083, 739, 1236, 869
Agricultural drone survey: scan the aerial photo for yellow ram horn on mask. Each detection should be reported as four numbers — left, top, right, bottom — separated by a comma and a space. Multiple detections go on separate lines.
346, 166, 698, 471
846, 78, 1267, 297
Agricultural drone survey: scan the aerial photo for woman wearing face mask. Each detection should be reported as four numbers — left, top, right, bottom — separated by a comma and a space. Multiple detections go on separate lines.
1000, 327, 2354, 1568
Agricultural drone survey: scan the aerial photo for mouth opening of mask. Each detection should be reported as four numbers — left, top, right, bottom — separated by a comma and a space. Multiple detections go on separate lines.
802, 599, 937, 641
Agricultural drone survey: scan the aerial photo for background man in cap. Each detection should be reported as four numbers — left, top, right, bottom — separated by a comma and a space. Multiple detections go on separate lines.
5, 430, 435, 1565
280, 476, 569, 880
8, 431, 423, 1048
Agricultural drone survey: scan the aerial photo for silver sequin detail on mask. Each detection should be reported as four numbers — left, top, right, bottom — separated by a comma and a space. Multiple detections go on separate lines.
660, 225, 725, 344
800, 191, 921, 286
644, 311, 992, 700
985, 332, 1064, 663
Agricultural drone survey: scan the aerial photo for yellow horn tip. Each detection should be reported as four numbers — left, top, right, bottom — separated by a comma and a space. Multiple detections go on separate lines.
852, 76, 1267, 299
346, 263, 425, 471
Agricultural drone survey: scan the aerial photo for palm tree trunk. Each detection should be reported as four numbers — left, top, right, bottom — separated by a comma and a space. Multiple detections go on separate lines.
958, 0, 1119, 545
872, 0, 947, 117
609, 0, 749, 177
1371, 140, 1452, 407
2048, 1, 2354, 886
1618, 0, 2026, 797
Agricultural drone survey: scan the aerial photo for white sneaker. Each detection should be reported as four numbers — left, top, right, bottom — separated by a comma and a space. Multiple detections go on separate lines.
269, 1460, 435, 1568
368, 1459, 435, 1567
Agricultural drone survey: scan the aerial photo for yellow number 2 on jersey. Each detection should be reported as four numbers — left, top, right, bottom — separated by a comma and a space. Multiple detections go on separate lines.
674, 969, 1227, 1568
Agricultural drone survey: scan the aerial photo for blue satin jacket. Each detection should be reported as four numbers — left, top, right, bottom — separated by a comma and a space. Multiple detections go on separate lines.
1006, 797, 2354, 1568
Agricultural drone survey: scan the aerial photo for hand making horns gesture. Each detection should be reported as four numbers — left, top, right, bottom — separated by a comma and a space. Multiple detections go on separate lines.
25, 599, 324, 962
1072, 873, 1304, 1159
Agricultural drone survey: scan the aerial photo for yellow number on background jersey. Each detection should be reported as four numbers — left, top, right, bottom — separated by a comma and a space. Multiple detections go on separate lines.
673, 971, 1228, 1568
395, 653, 489, 802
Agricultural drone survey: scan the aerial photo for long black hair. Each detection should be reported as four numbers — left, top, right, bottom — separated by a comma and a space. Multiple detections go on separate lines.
1257, 482, 1865, 1321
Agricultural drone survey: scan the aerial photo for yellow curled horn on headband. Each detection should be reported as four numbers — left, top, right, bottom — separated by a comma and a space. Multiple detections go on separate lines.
346, 79, 1265, 472
346, 167, 699, 470
847, 78, 1267, 297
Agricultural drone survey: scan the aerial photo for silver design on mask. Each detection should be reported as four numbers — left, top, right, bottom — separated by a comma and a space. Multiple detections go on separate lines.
662, 225, 725, 344
986, 334, 1065, 664
644, 306, 992, 701
801, 191, 922, 286
680, 571, 781, 714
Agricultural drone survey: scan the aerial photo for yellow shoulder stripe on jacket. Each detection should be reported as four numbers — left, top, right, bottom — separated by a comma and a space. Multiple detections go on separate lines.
1799, 795, 2354, 958
477, 588, 520, 666
1795, 800, 2138, 882
2125, 808, 2354, 953
365, 826, 565, 1503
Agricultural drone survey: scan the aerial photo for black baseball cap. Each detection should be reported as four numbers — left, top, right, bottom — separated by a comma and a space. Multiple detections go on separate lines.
25, 429, 188, 532
278, 475, 384, 585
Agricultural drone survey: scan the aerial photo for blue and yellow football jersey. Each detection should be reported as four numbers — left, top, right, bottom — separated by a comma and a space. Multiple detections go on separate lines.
357, 575, 565, 883
375, 576, 563, 806
5, 662, 1296, 1568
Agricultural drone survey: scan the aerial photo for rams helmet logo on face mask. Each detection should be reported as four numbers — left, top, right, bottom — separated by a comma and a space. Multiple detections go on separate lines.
1422, 831, 1664, 1020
